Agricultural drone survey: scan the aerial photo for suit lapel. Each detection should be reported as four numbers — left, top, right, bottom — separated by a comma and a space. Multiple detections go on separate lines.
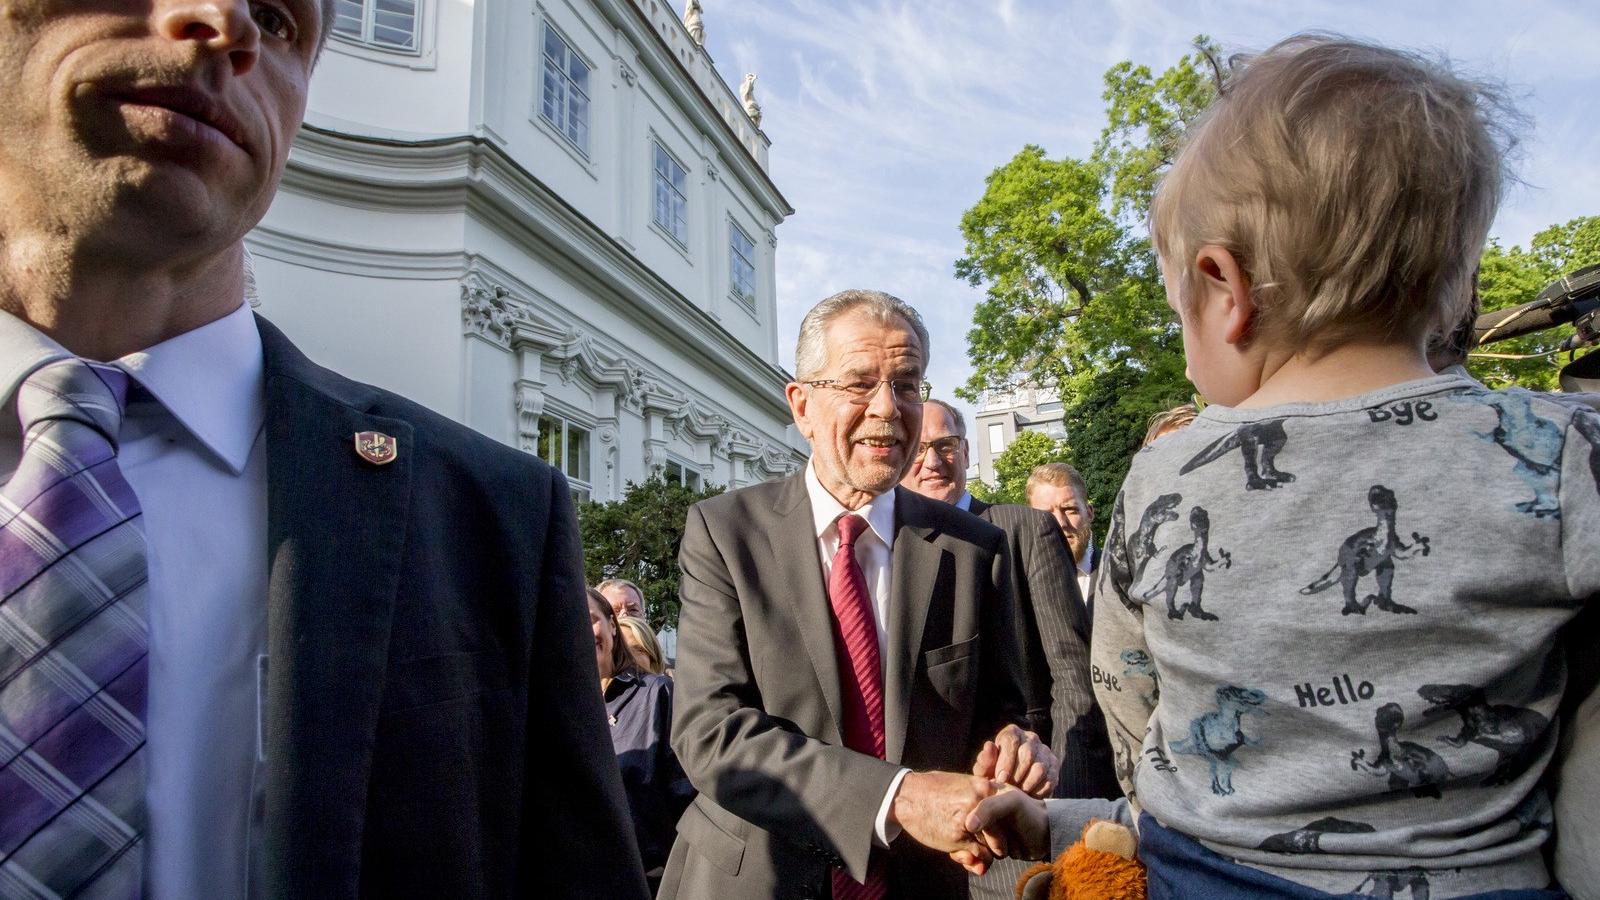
766, 474, 846, 742
885, 488, 941, 764
257, 318, 414, 894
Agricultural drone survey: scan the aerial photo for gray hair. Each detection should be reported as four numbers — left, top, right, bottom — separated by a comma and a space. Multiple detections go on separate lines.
793, 289, 930, 382
923, 399, 966, 437
596, 578, 644, 605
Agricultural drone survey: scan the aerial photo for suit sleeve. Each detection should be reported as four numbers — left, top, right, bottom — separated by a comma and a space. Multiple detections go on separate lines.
522, 470, 651, 899
670, 503, 902, 882
1018, 511, 1118, 800
1089, 492, 1152, 814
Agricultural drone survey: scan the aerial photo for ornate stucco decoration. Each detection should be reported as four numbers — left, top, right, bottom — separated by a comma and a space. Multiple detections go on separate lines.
461, 276, 521, 348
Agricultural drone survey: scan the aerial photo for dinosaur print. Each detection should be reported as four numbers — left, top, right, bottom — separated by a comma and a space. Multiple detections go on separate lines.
1418, 683, 1548, 786
1170, 685, 1266, 796
1301, 485, 1430, 616
1351, 702, 1451, 799
1113, 730, 1137, 784
1121, 648, 1160, 705
1573, 409, 1600, 496
1354, 868, 1431, 900
1141, 506, 1231, 621
1130, 492, 1182, 584
1479, 393, 1563, 518
1103, 493, 1135, 606
1257, 817, 1375, 854
1179, 418, 1296, 490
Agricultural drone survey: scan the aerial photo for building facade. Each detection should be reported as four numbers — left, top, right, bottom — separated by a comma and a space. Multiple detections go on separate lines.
971, 386, 1066, 486
248, 0, 804, 502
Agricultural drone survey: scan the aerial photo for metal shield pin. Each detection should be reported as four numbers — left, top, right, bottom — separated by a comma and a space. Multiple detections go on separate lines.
354, 431, 399, 465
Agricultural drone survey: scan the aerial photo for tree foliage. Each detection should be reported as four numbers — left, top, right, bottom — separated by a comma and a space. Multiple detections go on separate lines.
1470, 216, 1600, 390
577, 473, 724, 631
983, 430, 1073, 505
955, 38, 1219, 526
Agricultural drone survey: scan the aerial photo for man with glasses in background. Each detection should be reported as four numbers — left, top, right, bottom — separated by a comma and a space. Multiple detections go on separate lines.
902, 400, 1121, 898
663, 290, 1055, 900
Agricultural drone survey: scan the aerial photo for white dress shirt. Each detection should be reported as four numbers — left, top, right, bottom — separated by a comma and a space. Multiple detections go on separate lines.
1076, 540, 1096, 604
801, 462, 910, 846
0, 304, 267, 900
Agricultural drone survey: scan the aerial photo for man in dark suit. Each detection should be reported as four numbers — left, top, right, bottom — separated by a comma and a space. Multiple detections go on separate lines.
1027, 463, 1100, 611
663, 291, 1055, 900
902, 401, 1119, 805
0, 0, 646, 896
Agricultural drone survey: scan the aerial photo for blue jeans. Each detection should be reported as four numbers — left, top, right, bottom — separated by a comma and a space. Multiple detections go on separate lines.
1139, 813, 1568, 900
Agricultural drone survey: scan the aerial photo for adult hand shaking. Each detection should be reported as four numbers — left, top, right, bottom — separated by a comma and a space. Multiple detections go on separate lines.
974, 724, 1057, 798
888, 771, 1000, 868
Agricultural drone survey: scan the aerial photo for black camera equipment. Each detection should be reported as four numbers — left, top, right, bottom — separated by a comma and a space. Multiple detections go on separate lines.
1473, 263, 1600, 392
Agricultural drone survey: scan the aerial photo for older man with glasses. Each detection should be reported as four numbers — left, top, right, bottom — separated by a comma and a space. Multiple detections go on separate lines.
901, 400, 1122, 898
663, 289, 1055, 900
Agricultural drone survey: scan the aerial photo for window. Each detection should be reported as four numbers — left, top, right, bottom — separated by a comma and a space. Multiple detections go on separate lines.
540, 25, 590, 155
729, 222, 756, 306
987, 423, 1006, 454
653, 143, 689, 247
536, 415, 591, 499
664, 460, 701, 491
332, 0, 418, 50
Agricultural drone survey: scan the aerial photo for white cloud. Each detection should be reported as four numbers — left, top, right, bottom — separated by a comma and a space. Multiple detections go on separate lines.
701, 0, 1600, 431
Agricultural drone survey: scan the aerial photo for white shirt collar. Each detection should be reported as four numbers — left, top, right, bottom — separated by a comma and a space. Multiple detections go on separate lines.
954, 491, 973, 512
804, 459, 897, 551
1078, 540, 1096, 575
0, 302, 264, 475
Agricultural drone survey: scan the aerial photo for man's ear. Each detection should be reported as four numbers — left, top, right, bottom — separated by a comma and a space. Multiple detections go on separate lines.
1194, 245, 1256, 346
785, 382, 812, 440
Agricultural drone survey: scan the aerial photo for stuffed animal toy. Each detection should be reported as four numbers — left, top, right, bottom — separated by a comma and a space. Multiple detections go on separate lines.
1015, 818, 1147, 900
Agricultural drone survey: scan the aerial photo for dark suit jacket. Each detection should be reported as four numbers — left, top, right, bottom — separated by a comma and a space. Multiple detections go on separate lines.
255, 317, 649, 899
966, 500, 1117, 801
662, 476, 1030, 900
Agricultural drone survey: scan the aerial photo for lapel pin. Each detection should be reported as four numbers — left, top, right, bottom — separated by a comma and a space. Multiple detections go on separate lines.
354, 431, 399, 465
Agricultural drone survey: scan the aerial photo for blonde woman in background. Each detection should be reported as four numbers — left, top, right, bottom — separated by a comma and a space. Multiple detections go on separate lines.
619, 616, 667, 676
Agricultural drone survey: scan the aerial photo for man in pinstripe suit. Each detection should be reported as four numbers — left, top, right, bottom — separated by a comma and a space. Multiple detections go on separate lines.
902, 401, 1121, 803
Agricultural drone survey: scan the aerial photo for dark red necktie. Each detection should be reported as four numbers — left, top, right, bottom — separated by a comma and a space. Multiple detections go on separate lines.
828, 514, 888, 900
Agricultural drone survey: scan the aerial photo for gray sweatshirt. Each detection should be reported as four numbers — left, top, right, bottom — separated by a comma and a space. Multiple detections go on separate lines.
1090, 374, 1600, 897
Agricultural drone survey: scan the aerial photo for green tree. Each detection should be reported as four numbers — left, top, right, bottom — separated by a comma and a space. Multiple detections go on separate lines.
985, 430, 1072, 505
577, 472, 724, 630
956, 39, 1219, 521
1471, 216, 1600, 390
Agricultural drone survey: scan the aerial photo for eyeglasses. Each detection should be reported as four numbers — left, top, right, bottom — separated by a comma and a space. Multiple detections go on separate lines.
803, 378, 931, 405
915, 436, 964, 460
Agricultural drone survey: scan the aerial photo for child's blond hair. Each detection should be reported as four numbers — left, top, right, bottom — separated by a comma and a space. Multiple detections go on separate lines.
1151, 34, 1519, 354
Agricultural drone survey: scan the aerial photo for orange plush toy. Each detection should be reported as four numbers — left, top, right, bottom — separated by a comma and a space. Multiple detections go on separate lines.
1015, 819, 1147, 900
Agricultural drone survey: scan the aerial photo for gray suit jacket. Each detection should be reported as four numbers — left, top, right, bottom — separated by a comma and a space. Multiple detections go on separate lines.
662, 476, 1030, 900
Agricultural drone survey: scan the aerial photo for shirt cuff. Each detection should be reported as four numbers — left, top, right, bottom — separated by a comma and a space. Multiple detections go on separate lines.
873, 768, 912, 847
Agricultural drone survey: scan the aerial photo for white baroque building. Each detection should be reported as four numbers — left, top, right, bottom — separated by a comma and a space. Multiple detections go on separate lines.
247, 0, 805, 501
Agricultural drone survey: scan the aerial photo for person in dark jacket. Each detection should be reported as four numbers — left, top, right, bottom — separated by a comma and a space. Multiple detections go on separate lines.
590, 589, 696, 889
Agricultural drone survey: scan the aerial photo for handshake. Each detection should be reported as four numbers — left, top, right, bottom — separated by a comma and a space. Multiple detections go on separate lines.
886, 724, 1055, 875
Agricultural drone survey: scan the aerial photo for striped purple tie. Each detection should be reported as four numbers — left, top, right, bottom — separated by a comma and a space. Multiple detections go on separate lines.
0, 359, 148, 899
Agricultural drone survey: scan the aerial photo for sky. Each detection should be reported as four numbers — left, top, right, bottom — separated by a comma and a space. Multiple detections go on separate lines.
697, 0, 1600, 425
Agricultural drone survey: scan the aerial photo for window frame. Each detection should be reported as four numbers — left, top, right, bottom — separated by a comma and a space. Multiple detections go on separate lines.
538, 21, 592, 158
651, 141, 691, 250
534, 412, 593, 501
330, 0, 422, 55
728, 219, 757, 308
